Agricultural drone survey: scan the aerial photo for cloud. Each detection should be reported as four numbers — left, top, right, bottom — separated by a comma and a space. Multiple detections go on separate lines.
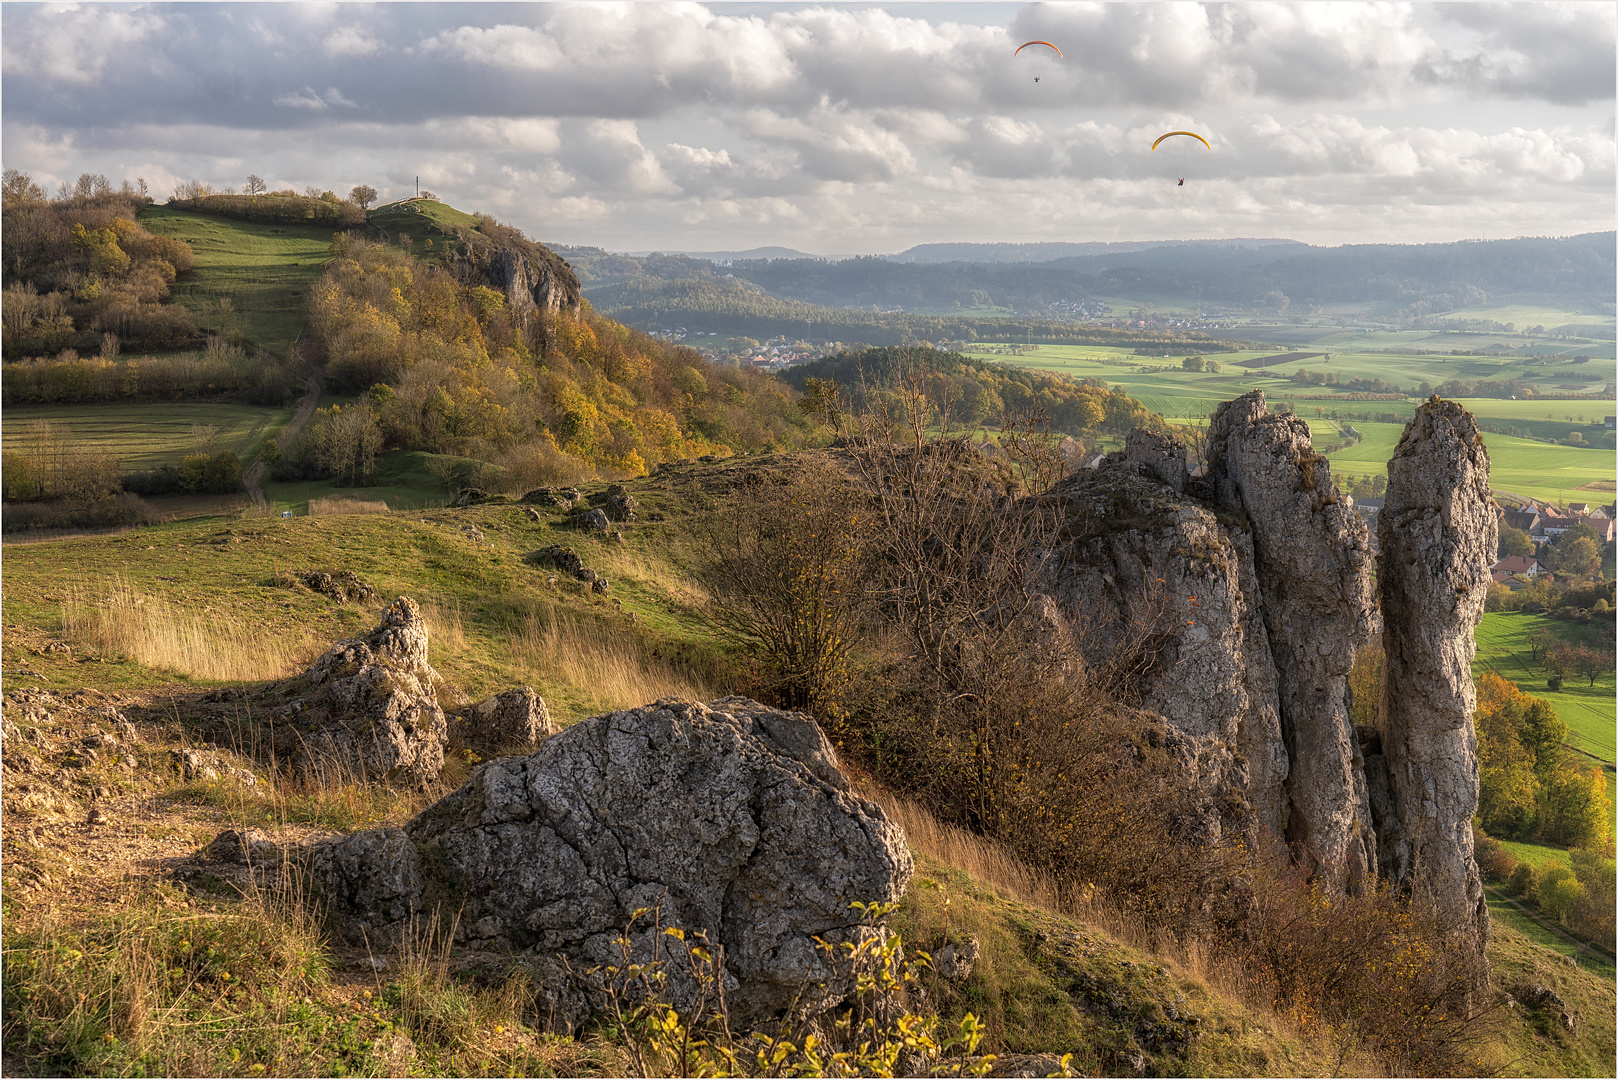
323, 25, 384, 59
1419, 2, 1617, 105
0, 2, 1610, 252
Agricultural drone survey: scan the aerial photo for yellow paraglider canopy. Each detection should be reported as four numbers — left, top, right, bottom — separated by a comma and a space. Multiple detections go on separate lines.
1014, 40, 1062, 57
1152, 131, 1212, 151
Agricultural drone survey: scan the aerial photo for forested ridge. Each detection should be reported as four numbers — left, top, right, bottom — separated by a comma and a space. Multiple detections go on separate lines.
563, 231, 1616, 324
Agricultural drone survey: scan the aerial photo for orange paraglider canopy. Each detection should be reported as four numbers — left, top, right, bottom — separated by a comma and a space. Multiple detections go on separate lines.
1152, 131, 1212, 151
1014, 40, 1062, 57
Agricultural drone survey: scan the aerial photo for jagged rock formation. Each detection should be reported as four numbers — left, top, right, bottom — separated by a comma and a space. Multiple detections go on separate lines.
457, 687, 556, 751
1377, 398, 1494, 956
274, 597, 449, 788
1036, 437, 1287, 844
304, 697, 911, 1025
1038, 391, 1490, 928
1208, 392, 1378, 889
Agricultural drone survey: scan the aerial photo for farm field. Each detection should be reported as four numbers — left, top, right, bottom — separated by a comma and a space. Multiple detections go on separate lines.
1474, 611, 1617, 765
138, 206, 337, 357
1, 403, 295, 472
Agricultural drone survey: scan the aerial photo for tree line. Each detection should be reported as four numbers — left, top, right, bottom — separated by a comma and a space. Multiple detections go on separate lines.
2, 169, 198, 358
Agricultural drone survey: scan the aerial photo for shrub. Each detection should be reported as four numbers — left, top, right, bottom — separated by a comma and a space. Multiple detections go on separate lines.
1508, 861, 1536, 897
1473, 831, 1518, 884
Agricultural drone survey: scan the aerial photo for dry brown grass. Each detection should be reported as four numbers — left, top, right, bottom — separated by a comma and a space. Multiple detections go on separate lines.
307, 496, 390, 516
418, 595, 468, 654
60, 577, 312, 681
506, 607, 719, 718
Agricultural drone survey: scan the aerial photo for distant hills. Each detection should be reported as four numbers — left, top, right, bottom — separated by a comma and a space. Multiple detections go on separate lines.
558, 233, 1615, 341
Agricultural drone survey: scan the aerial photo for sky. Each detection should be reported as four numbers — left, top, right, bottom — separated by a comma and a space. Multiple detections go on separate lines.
3, 1, 1614, 254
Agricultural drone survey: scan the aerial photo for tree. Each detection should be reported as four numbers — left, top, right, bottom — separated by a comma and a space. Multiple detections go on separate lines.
2, 168, 46, 208
1552, 535, 1600, 577
1181, 356, 1206, 372
1499, 525, 1533, 558
349, 184, 378, 210
245, 174, 267, 197
1568, 644, 1607, 686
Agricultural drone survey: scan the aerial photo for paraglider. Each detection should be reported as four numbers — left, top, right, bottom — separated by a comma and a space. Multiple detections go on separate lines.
1152, 130, 1212, 151
1015, 40, 1061, 82
1153, 131, 1210, 186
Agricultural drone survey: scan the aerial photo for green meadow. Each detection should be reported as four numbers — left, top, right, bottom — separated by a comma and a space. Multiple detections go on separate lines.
1, 403, 294, 472
1474, 611, 1616, 765
138, 206, 338, 357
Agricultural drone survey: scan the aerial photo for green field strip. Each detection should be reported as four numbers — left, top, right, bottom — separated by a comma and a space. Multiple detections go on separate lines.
1, 403, 295, 472
1486, 892, 1616, 979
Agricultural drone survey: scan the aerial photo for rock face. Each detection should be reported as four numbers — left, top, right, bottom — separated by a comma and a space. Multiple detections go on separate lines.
307, 697, 912, 1025
1208, 392, 1378, 888
1377, 398, 1494, 955
487, 245, 581, 321
1036, 437, 1287, 844
280, 597, 448, 787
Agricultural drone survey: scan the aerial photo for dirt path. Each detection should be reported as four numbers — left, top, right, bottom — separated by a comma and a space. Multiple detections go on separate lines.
243, 328, 323, 513
1484, 883, 1615, 968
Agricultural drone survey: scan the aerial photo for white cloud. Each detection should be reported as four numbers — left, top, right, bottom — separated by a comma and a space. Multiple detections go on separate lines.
0, 3, 163, 85
323, 25, 384, 59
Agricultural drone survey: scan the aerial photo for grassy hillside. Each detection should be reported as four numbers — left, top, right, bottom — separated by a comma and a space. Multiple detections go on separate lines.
6, 460, 1615, 1076
138, 206, 338, 358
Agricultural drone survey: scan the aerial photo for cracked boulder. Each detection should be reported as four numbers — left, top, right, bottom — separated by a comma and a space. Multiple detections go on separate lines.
274, 597, 448, 787
305, 696, 912, 1025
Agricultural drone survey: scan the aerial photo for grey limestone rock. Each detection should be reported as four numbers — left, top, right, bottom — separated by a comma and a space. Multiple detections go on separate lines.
573, 507, 611, 532
460, 686, 556, 751
1378, 398, 1494, 959
1036, 444, 1288, 844
1208, 391, 1378, 888
282, 597, 448, 788
306, 696, 911, 1024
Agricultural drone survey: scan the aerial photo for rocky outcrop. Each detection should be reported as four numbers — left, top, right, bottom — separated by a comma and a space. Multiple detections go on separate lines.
1037, 390, 1492, 934
1377, 398, 1494, 956
445, 222, 581, 322
1036, 432, 1288, 844
1208, 392, 1378, 889
305, 697, 912, 1025
487, 244, 581, 320
276, 597, 449, 788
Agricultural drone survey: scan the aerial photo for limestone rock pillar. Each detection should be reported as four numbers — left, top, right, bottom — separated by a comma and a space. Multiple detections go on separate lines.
1378, 398, 1494, 957
1209, 391, 1378, 887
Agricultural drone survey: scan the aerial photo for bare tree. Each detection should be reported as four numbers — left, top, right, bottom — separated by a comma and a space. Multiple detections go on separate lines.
349, 184, 378, 210
245, 174, 267, 197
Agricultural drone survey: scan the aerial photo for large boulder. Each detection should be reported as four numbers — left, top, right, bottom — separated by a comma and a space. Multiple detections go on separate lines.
276, 597, 448, 787
1377, 398, 1495, 963
306, 697, 912, 1025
